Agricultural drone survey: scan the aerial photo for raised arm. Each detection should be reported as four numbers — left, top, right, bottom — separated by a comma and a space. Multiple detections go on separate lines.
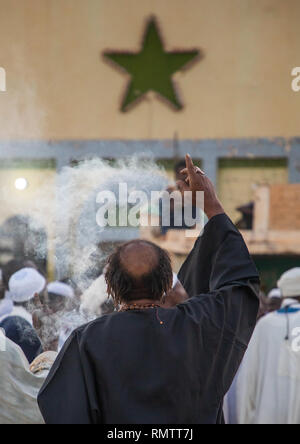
177, 156, 260, 400
177, 154, 259, 296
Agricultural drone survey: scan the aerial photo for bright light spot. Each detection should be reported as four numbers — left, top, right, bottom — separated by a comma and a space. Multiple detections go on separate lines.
14, 178, 28, 191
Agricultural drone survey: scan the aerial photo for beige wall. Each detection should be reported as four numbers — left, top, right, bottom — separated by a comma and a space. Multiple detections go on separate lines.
218, 162, 288, 222
0, 168, 54, 222
0, 168, 56, 276
0, 0, 300, 141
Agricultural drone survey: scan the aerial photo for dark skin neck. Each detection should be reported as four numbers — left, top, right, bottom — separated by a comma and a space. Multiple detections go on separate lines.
120, 282, 189, 309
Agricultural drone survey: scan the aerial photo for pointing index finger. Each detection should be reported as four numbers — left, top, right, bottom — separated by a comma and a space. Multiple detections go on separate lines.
185, 154, 196, 179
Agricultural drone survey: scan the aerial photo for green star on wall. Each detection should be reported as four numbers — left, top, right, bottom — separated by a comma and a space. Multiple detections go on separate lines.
103, 17, 202, 112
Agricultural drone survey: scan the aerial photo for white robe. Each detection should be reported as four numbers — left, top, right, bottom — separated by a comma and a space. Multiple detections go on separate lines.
236, 299, 300, 424
0, 298, 13, 318
0, 291, 13, 318
0, 335, 46, 424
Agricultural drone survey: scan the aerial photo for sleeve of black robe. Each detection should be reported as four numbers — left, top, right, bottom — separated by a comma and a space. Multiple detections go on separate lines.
178, 213, 260, 420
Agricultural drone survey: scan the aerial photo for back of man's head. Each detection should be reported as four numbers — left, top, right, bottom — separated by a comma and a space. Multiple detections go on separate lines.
105, 240, 173, 306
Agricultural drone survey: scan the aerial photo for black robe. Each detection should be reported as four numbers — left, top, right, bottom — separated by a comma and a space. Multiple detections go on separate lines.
38, 214, 260, 424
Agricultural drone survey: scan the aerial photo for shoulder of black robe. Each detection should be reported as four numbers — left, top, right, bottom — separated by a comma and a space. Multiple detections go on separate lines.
0, 316, 42, 364
38, 213, 259, 425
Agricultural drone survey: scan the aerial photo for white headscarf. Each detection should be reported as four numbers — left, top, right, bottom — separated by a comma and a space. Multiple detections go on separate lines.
9, 268, 46, 303
47, 281, 74, 299
277, 268, 300, 298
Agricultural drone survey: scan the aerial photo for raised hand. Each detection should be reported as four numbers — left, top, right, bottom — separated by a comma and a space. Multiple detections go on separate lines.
176, 154, 224, 219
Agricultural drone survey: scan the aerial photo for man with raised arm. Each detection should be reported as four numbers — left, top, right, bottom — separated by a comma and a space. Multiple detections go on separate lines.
38, 154, 260, 424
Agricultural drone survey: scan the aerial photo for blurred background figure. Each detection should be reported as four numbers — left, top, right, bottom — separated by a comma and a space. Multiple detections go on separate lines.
0, 268, 13, 318
0, 267, 46, 363
225, 285, 284, 424
235, 202, 254, 230
46, 281, 75, 314
266, 287, 283, 313
257, 288, 283, 320
236, 268, 300, 424
0, 335, 57, 424
1, 267, 46, 325
0, 260, 40, 319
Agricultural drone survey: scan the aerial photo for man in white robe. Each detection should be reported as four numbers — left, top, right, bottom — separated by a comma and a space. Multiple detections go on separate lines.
0, 268, 46, 325
0, 332, 56, 424
236, 268, 300, 424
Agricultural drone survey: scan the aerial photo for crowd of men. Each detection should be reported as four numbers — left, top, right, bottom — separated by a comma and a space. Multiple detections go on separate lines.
0, 155, 299, 424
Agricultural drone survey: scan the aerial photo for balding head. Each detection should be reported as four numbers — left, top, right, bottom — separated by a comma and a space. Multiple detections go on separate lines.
105, 240, 173, 305
119, 241, 160, 279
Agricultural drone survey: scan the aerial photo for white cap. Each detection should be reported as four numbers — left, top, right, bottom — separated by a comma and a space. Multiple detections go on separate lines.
267, 288, 282, 299
9, 268, 46, 303
47, 281, 75, 299
278, 268, 300, 299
